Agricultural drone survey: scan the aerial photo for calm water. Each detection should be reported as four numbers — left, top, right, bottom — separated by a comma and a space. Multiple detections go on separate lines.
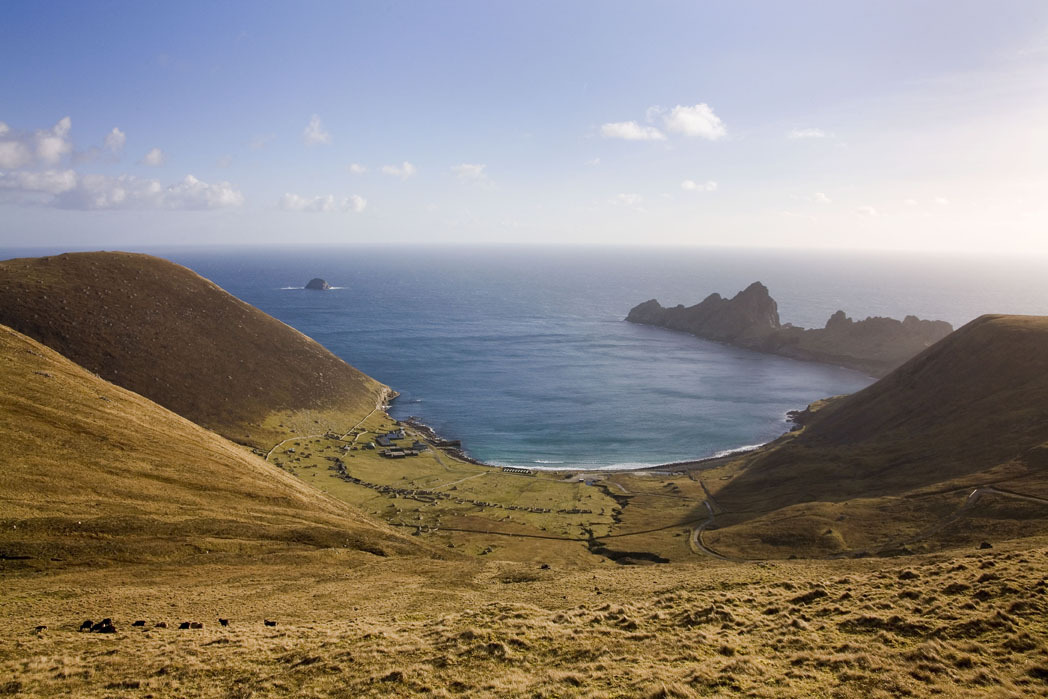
5, 246, 1048, 469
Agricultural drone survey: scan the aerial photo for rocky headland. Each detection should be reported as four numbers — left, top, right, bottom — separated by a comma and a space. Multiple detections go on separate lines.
626, 281, 953, 376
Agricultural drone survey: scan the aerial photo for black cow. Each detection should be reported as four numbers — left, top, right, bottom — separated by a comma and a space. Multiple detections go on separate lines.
264, 619, 277, 627
178, 622, 191, 630
218, 618, 229, 627
132, 620, 146, 627
90, 619, 116, 634
79, 620, 93, 632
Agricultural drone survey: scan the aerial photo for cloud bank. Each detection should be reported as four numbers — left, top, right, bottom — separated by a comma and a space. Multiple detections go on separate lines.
279, 192, 367, 213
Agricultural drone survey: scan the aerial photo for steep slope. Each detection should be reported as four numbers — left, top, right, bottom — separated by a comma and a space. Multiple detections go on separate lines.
718, 314, 1048, 509
0, 323, 427, 569
703, 315, 1048, 556
627, 282, 952, 376
0, 252, 386, 448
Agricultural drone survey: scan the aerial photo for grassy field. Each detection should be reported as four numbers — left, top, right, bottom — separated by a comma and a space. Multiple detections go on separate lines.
4, 539, 1048, 697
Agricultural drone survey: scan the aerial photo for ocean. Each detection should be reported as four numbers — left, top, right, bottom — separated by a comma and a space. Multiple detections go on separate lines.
5, 245, 1048, 470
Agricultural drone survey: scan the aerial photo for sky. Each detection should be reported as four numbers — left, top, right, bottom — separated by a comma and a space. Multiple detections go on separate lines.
2, 0, 1048, 254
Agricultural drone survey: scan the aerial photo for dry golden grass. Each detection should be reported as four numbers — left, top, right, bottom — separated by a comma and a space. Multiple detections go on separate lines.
3, 540, 1048, 697
0, 323, 429, 569
0, 252, 385, 449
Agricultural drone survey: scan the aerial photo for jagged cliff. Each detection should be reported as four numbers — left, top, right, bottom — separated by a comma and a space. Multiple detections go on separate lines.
626, 282, 953, 376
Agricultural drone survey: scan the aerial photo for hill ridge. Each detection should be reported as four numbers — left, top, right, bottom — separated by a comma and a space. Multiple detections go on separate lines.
0, 251, 386, 448
0, 322, 431, 569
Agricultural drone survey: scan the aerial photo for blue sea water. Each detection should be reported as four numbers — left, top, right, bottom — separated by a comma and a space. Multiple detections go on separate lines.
5, 245, 1048, 469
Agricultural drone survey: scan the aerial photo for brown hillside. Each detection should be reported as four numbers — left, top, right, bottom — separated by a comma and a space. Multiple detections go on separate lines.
715, 314, 1048, 515
0, 252, 386, 448
0, 323, 427, 569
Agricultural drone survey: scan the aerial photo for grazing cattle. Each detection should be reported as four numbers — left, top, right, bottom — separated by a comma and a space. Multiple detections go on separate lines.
264, 619, 277, 627
189, 622, 203, 629
178, 622, 191, 630
79, 620, 93, 632
91, 619, 116, 634
219, 618, 229, 627
90, 616, 115, 632
132, 620, 146, 627
155, 622, 167, 628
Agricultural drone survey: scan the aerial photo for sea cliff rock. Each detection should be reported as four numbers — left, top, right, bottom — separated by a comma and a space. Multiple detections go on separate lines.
626, 283, 953, 377
305, 278, 331, 290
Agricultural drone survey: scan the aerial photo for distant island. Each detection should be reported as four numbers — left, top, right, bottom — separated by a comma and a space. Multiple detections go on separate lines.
305, 277, 331, 290
626, 281, 953, 377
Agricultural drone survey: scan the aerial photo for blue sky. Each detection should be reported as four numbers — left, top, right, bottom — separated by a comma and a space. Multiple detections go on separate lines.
2, 1, 1048, 253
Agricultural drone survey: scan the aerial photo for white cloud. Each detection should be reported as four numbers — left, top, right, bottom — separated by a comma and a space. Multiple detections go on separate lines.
0, 169, 78, 195
934, 197, 950, 205
813, 192, 831, 203
142, 147, 166, 166
0, 140, 33, 169
663, 104, 726, 140
600, 121, 665, 141
348, 194, 367, 212
67, 173, 242, 210
279, 192, 367, 213
381, 161, 417, 180
587, 157, 601, 166
856, 205, 878, 216
614, 193, 643, 206
904, 198, 918, 206
0, 170, 243, 210
0, 117, 73, 169
451, 163, 487, 182
681, 179, 718, 192
349, 163, 367, 174
36, 117, 72, 163
788, 128, 830, 139
216, 154, 233, 168
104, 127, 126, 153
303, 114, 331, 146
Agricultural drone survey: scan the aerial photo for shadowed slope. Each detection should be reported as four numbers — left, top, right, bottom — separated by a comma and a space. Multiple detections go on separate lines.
716, 314, 1048, 515
0, 251, 386, 448
0, 323, 427, 568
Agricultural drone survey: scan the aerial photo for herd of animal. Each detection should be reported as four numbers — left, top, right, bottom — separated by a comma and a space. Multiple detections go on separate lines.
71, 617, 277, 633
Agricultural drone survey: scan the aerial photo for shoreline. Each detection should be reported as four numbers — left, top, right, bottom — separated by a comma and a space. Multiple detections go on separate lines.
393, 401, 804, 475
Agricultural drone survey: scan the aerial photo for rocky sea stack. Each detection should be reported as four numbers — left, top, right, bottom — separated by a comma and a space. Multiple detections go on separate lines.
626, 282, 953, 377
305, 277, 331, 290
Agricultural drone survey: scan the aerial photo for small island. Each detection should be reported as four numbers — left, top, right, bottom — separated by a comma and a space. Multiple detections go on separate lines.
305, 277, 331, 290
626, 282, 953, 377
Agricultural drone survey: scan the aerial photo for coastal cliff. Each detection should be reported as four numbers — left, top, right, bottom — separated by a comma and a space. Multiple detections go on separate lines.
626, 282, 953, 376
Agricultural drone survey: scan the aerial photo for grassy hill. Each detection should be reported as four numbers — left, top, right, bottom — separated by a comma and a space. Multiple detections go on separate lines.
2, 275, 1047, 696
704, 314, 1048, 557
0, 322, 426, 569
0, 252, 387, 449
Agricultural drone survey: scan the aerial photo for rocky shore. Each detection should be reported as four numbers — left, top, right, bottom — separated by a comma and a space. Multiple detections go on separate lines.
403, 415, 490, 466
627, 282, 953, 377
